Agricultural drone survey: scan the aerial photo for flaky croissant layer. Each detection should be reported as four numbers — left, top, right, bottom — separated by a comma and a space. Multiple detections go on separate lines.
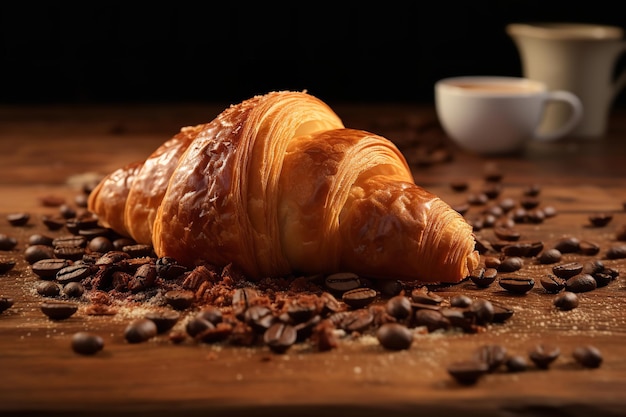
88, 91, 479, 283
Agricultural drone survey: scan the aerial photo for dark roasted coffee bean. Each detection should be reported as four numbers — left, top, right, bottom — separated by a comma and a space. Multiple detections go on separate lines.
447, 360, 489, 385
542, 205, 558, 218
59, 204, 77, 219
28, 234, 54, 246
414, 309, 450, 332
520, 196, 540, 210
528, 209, 546, 223
593, 272, 613, 287
123, 244, 153, 258
553, 236, 580, 253
36, 281, 61, 297
31, 258, 72, 280
62, 281, 85, 298
56, 264, 93, 284
375, 279, 403, 297
410, 288, 443, 305
78, 227, 110, 240
498, 197, 516, 213
471, 266, 498, 288
537, 248, 562, 264
128, 264, 157, 293
324, 272, 361, 294
450, 180, 469, 192
511, 207, 527, 223
195, 306, 223, 325
41, 215, 65, 231
263, 322, 297, 354
0, 296, 14, 313
529, 344, 560, 369
523, 183, 541, 197
112, 238, 136, 250
164, 289, 195, 310
145, 310, 180, 333
582, 259, 605, 275
505, 355, 529, 372
498, 276, 534, 295
294, 315, 322, 342
552, 262, 584, 279
342, 287, 377, 309
332, 309, 374, 333
606, 244, 626, 259
155, 256, 188, 280
578, 240, 600, 256
481, 182, 502, 199
53, 235, 87, 249
450, 294, 473, 308
95, 250, 130, 265
588, 213, 612, 227
0, 234, 18, 251
71, 332, 104, 355
474, 344, 507, 372
566, 273, 597, 293
7, 212, 30, 226
539, 274, 566, 294
553, 291, 579, 311
24, 245, 56, 264
497, 256, 524, 273
40, 301, 78, 320
53, 246, 85, 261
502, 241, 544, 257
440, 308, 474, 332
0, 257, 16, 274
319, 291, 342, 316
244, 305, 276, 334
385, 295, 412, 319
124, 318, 158, 343
376, 322, 413, 350
483, 256, 501, 269
186, 316, 215, 337
196, 322, 233, 344
616, 224, 626, 241
88, 236, 115, 253
494, 226, 520, 241
466, 298, 494, 325
573, 345, 603, 368
490, 301, 515, 323
467, 192, 488, 205
286, 298, 317, 323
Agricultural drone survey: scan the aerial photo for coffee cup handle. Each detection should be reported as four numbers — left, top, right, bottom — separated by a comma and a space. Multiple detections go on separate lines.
535, 91, 583, 141
611, 41, 626, 100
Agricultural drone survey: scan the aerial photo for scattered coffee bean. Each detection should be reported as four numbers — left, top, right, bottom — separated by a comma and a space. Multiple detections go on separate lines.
375, 279, 403, 297
529, 344, 560, 369
469, 264, 497, 288
71, 332, 104, 355
88, 236, 115, 253
54, 245, 86, 261
23, 245, 56, 264
56, 264, 94, 284
410, 288, 443, 305
36, 281, 61, 297
498, 277, 534, 295
385, 295, 412, 319
145, 310, 181, 333
572, 345, 603, 369
490, 301, 515, 323
7, 212, 30, 226
263, 322, 297, 354
606, 244, 626, 260
155, 256, 189, 280
474, 344, 507, 372
539, 274, 566, 294
124, 318, 158, 343
40, 301, 78, 320
552, 262, 584, 279
447, 360, 489, 385
63, 281, 85, 298
450, 294, 473, 308
0, 234, 18, 251
0, 296, 15, 313
553, 291, 579, 311
553, 236, 580, 253
324, 272, 362, 294
502, 241, 543, 257
414, 309, 450, 332
497, 257, 523, 273
537, 248, 562, 264
505, 355, 529, 372
450, 181, 469, 192
31, 258, 72, 280
0, 257, 16, 274
494, 226, 521, 241
588, 213, 612, 227
578, 240, 600, 256
28, 234, 54, 246
376, 322, 413, 350
565, 273, 597, 293
342, 287, 377, 309
164, 289, 195, 310
186, 315, 215, 338
41, 216, 66, 231
466, 298, 494, 325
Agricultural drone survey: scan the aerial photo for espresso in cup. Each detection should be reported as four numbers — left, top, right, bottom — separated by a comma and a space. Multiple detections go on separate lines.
435, 76, 583, 155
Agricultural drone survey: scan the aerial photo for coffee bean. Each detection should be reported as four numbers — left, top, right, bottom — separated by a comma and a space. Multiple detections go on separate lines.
606, 244, 626, 260
263, 322, 297, 354
195, 306, 223, 325
505, 355, 529, 372
324, 272, 362, 293
40, 301, 78, 320
447, 360, 489, 385
537, 248, 562, 264
410, 288, 443, 305
123, 244, 154, 258
553, 236, 580, 253
490, 301, 515, 323
7, 212, 30, 227
53, 235, 88, 249
145, 310, 180, 333
375, 279, 403, 297
552, 262, 584, 279
342, 287, 377, 309
71, 332, 104, 355
0, 296, 14, 313
527, 208, 545, 224
41, 216, 66, 231
582, 259, 605, 275
466, 298, 494, 325
450, 180, 469, 192
498, 277, 534, 295
31, 258, 72, 280
565, 273, 597, 293
494, 226, 521, 241
124, 318, 158, 343
414, 309, 450, 332
553, 291, 579, 311
469, 264, 496, 288
286, 298, 317, 323
155, 256, 188, 280
164, 289, 195, 310
588, 213, 612, 227
497, 257, 523, 273
474, 344, 507, 372
128, 264, 157, 293
53, 246, 85, 261
385, 295, 412, 319
0, 257, 16, 274
376, 322, 413, 350
572, 345, 603, 368
523, 183, 542, 197
331, 309, 374, 333
483, 256, 501, 269
56, 264, 94, 284
28, 234, 54, 246
450, 294, 472, 308
578, 240, 600, 256
24, 245, 56, 264
502, 241, 544, 257
616, 225, 626, 241
0, 234, 18, 251
542, 205, 558, 218
36, 281, 61, 297
539, 274, 566, 294
186, 315, 215, 337
88, 236, 115, 253
244, 305, 276, 334
63, 281, 85, 298
529, 344, 560, 369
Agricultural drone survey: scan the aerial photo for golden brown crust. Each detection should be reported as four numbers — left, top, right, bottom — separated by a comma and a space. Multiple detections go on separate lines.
89, 91, 479, 283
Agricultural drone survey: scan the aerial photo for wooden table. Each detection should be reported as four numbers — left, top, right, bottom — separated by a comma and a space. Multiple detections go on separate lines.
1, 101, 626, 417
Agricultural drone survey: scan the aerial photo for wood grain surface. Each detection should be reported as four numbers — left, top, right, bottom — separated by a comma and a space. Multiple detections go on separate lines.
1, 103, 626, 417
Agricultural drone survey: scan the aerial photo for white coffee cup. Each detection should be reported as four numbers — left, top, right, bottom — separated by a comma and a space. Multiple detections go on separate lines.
507, 22, 626, 138
435, 76, 583, 155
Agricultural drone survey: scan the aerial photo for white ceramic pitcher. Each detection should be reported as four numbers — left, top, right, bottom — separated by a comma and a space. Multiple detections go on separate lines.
507, 23, 626, 138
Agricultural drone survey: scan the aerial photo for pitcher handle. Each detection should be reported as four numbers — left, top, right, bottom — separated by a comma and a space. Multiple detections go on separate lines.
611, 41, 626, 101
534, 91, 584, 141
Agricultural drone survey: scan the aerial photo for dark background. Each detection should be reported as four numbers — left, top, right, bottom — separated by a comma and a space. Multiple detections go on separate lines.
2, 2, 626, 106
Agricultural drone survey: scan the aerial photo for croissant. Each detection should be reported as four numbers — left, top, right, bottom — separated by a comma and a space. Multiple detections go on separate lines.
88, 91, 479, 283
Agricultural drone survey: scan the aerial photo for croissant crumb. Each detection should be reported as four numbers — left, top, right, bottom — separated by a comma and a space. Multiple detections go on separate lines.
88, 91, 478, 283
